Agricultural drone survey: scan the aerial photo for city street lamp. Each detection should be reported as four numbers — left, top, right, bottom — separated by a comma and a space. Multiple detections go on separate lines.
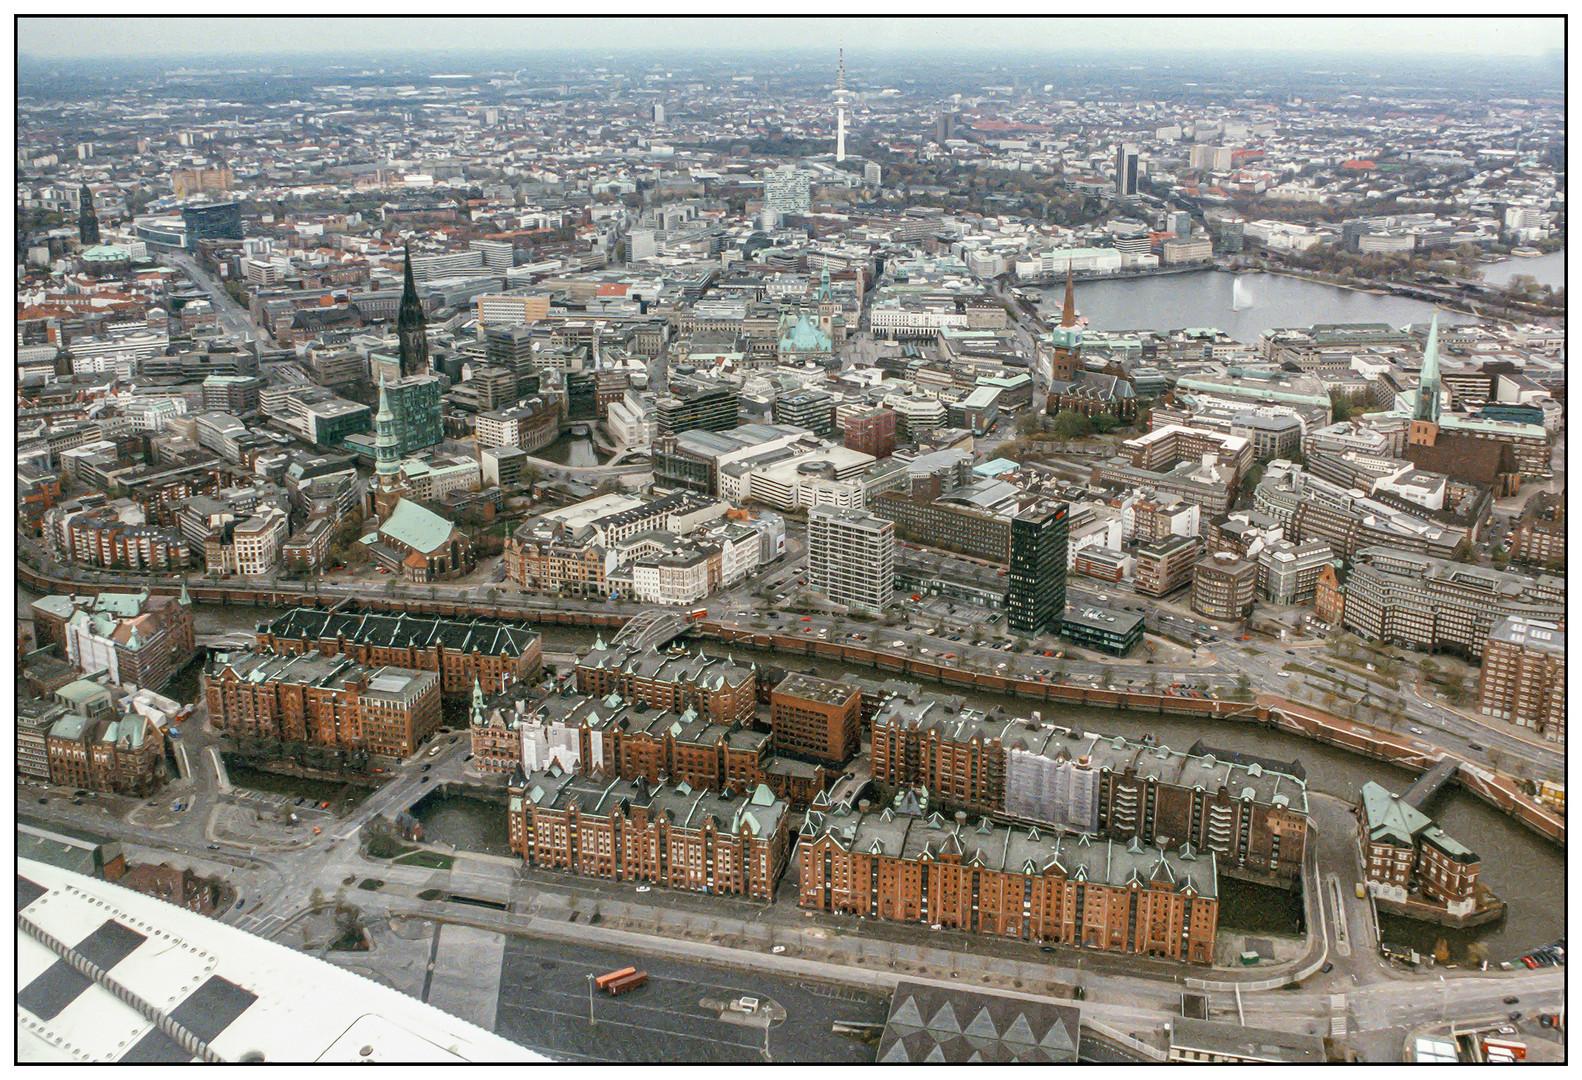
586, 973, 595, 1026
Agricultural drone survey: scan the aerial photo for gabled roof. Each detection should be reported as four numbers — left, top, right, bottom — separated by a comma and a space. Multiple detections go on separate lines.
379, 498, 458, 555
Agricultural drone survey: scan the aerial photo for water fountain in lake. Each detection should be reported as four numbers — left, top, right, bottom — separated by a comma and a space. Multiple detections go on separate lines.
1232, 275, 1253, 311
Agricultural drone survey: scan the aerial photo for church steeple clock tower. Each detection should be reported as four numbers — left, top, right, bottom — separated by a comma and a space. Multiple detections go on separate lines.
1047, 262, 1083, 384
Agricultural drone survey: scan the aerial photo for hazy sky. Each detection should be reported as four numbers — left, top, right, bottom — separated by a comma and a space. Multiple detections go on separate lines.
16, 16, 1566, 60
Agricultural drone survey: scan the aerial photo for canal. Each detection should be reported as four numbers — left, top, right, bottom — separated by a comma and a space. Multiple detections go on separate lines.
533, 429, 610, 467
20, 590, 1562, 960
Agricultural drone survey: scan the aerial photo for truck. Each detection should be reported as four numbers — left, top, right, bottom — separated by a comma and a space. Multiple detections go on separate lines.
1355, 882, 1367, 899
605, 970, 648, 996
594, 967, 636, 992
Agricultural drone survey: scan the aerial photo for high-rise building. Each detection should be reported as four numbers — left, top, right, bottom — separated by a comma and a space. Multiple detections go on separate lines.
78, 184, 100, 245
773, 389, 834, 436
763, 166, 812, 219
1114, 144, 1140, 197
651, 101, 666, 125
383, 373, 446, 456
180, 202, 243, 250
1006, 503, 1068, 636
398, 246, 430, 378
808, 505, 894, 617
864, 161, 881, 187
842, 406, 896, 458
655, 382, 739, 436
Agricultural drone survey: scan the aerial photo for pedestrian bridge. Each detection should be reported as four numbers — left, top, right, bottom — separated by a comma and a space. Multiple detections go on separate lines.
1401, 757, 1460, 810
611, 609, 693, 651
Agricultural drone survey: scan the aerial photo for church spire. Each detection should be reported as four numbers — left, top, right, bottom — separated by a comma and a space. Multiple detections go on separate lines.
1414, 312, 1441, 425
1061, 261, 1077, 328
372, 375, 404, 521
398, 244, 429, 378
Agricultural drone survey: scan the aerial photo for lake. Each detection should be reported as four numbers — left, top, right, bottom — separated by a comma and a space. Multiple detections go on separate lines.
1038, 269, 1479, 341
1480, 250, 1565, 289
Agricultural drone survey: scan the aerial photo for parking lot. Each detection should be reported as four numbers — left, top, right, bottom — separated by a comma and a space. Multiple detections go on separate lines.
494, 935, 886, 1062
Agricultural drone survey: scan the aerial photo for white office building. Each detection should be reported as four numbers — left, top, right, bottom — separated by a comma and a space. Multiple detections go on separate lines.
808, 505, 894, 616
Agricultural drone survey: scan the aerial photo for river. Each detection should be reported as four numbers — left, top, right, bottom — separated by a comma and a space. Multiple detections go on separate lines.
23, 588, 1560, 961
1038, 269, 1481, 340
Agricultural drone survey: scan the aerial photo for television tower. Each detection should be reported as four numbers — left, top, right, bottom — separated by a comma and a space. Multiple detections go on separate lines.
833, 47, 850, 162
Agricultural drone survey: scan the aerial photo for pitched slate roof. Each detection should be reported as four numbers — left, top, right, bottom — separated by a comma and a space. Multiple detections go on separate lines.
264, 608, 540, 658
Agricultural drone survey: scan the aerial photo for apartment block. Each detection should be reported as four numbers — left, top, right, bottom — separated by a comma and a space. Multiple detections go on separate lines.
1191, 552, 1258, 621
871, 702, 1309, 882
808, 505, 895, 616
576, 641, 757, 725
1338, 547, 1564, 660
1257, 539, 1334, 606
1133, 535, 1203, 597
1477, 617, 1565, 742
1357, 782, 1481, 915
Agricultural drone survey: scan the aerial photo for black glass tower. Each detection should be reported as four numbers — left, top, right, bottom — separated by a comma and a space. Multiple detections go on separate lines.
1006, 503, 1068, 637
78, 184, 100, 245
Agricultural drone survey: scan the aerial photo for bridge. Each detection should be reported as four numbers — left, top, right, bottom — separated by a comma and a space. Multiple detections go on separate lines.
1401, 756, 1461, 810
610, 609, 693, 651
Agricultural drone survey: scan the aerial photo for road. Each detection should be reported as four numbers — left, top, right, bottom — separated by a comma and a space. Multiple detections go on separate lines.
494, 935, 884, 1062
159, 249, 273, 345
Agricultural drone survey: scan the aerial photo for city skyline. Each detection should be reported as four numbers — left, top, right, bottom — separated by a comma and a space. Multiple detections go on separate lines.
18, 16, 1566, 62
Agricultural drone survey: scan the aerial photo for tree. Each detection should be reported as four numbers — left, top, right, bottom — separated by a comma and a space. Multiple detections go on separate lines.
1235, 673, 1252, 699
1330, 391, 1357, 423
1014, 411, 1042, 438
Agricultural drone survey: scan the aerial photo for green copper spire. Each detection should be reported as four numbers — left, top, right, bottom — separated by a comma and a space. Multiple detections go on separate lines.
1414, 312, 1441, 425
375, 375, 400, 476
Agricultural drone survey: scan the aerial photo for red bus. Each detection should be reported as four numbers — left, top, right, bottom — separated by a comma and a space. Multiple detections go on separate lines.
687, 608, 709, 621
594, 967, 637, 992
606, 971, 648, 996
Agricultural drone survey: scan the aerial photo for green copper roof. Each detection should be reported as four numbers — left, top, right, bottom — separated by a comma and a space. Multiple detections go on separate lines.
32, 595, 78, 618
1358, 780, 1432, 847
780, 313, 831, 351
379, 498, 457, 554
57, 679, 111, 707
